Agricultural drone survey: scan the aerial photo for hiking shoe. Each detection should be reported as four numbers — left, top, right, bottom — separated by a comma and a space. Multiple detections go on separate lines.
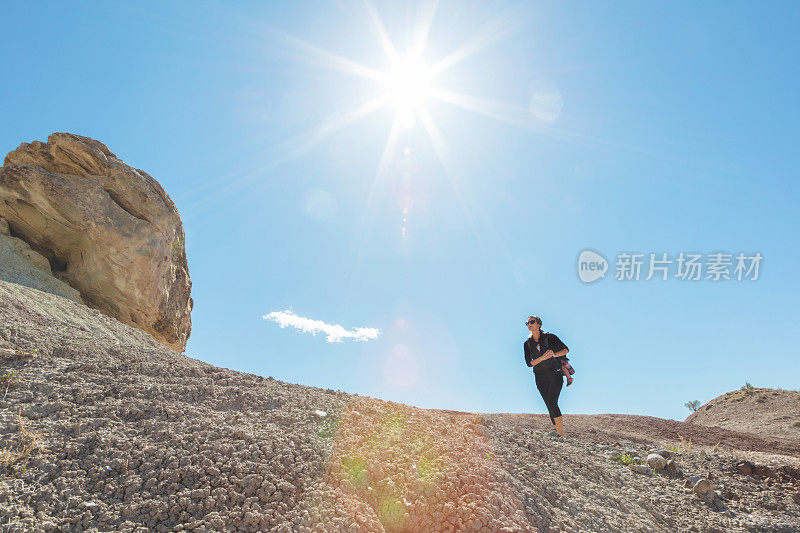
566, 377, 573, 387
547, 430, 562, 438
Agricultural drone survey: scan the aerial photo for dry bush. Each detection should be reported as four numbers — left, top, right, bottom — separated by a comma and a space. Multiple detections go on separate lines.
677, 433, 693, 454
0, 407, 48, 477
0, 346, 37, 360
1, 370, 20, 399
1, 345, 36, 399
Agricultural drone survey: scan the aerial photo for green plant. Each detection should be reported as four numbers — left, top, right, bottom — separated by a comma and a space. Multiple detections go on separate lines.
791, 421, 800, 428
685, 400, 701, 412
666, 444, 680, 453
0, 345, 35, 360
1, 370, 20, 399
613, 453, 642, 466
0, 370, 18, 385
741, 382, 754, 390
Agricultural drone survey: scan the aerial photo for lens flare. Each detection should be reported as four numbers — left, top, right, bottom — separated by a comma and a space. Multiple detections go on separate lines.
304, 398, 531, 531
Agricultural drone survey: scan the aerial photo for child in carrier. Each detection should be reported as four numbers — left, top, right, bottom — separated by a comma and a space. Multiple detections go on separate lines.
557, 355, 575, 386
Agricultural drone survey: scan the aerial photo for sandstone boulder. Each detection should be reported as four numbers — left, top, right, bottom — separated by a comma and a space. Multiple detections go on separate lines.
0, 133, 192, 351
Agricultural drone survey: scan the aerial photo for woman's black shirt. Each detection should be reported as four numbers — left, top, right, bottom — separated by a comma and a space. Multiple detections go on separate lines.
523, 332, 569, 374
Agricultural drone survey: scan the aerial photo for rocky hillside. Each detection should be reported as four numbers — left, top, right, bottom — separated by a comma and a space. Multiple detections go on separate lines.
2, 279, 800, 532
686, 387, 800, 441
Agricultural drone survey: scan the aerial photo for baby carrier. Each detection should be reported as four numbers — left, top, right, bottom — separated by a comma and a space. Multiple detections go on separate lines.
537, 332, 576, 384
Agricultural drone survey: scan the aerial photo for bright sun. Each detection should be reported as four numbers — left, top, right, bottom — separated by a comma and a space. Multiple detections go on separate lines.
275, 1, 537, 168
382, 57, 434, 123
261, 2, 538, 268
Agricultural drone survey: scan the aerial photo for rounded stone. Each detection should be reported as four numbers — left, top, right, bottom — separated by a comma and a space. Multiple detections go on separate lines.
693, 479, 713, 494
646, 454, 667, 471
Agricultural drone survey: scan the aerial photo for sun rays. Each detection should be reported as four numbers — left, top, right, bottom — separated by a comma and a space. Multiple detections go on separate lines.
178, 0, 548, 284
268, 1, 537, 272
263, 0, 546, 169
178, 1, 541, 217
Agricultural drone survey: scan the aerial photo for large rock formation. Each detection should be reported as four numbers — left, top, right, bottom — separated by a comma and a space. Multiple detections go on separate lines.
0, 133, 192, 351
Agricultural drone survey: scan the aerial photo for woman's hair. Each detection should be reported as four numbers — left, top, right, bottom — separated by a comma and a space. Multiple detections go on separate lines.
527, 315, 544, 338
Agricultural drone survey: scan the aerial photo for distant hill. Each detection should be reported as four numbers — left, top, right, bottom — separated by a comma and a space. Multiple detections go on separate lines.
685, 387, 800, 440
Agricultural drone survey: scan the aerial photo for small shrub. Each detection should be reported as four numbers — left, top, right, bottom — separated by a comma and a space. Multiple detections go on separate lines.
791, 421, 800, 428
0, 370, 19, 387
685, 400, 701, 412
666, 444, 680, 453
741, 382, 754, 390
0, 408, 47, 477
613, 454, 642, 466
0, 345, 36, 360
1, 370, 20, 399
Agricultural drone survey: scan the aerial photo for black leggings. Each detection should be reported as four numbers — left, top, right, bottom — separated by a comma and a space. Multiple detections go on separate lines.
534, 370, 563, 425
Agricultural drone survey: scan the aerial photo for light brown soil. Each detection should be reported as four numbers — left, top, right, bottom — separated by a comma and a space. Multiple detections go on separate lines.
685, 388, 800, 441
1, 280, 799, 532
478, 412, 800, 460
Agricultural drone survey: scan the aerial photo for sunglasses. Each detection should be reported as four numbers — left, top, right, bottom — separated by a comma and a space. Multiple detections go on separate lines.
526, 319, 540, 325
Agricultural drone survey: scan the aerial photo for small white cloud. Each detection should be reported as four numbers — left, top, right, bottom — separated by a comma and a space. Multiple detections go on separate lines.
262, 308, 381, 343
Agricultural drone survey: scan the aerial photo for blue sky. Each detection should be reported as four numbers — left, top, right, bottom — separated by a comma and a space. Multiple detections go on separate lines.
2, 1, 798, 422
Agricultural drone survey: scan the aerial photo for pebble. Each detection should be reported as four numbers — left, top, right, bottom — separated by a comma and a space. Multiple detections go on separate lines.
646, 453, 667, 471
665, 459, 682, 476
649, 448, 675, 460
687, 475, 704, 487
693, 479, 714, 495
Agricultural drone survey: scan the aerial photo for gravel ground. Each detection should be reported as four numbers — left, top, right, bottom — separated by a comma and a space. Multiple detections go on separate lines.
1, 279, 799, 532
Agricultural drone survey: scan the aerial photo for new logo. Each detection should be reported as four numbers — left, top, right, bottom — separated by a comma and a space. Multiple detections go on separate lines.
578, 250, 608, 283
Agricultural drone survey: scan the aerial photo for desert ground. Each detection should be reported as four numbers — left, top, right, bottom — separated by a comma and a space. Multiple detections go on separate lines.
1, 280, 799, 532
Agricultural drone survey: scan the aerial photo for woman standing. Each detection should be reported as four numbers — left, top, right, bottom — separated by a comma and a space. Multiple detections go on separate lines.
523, 315, 569, 437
